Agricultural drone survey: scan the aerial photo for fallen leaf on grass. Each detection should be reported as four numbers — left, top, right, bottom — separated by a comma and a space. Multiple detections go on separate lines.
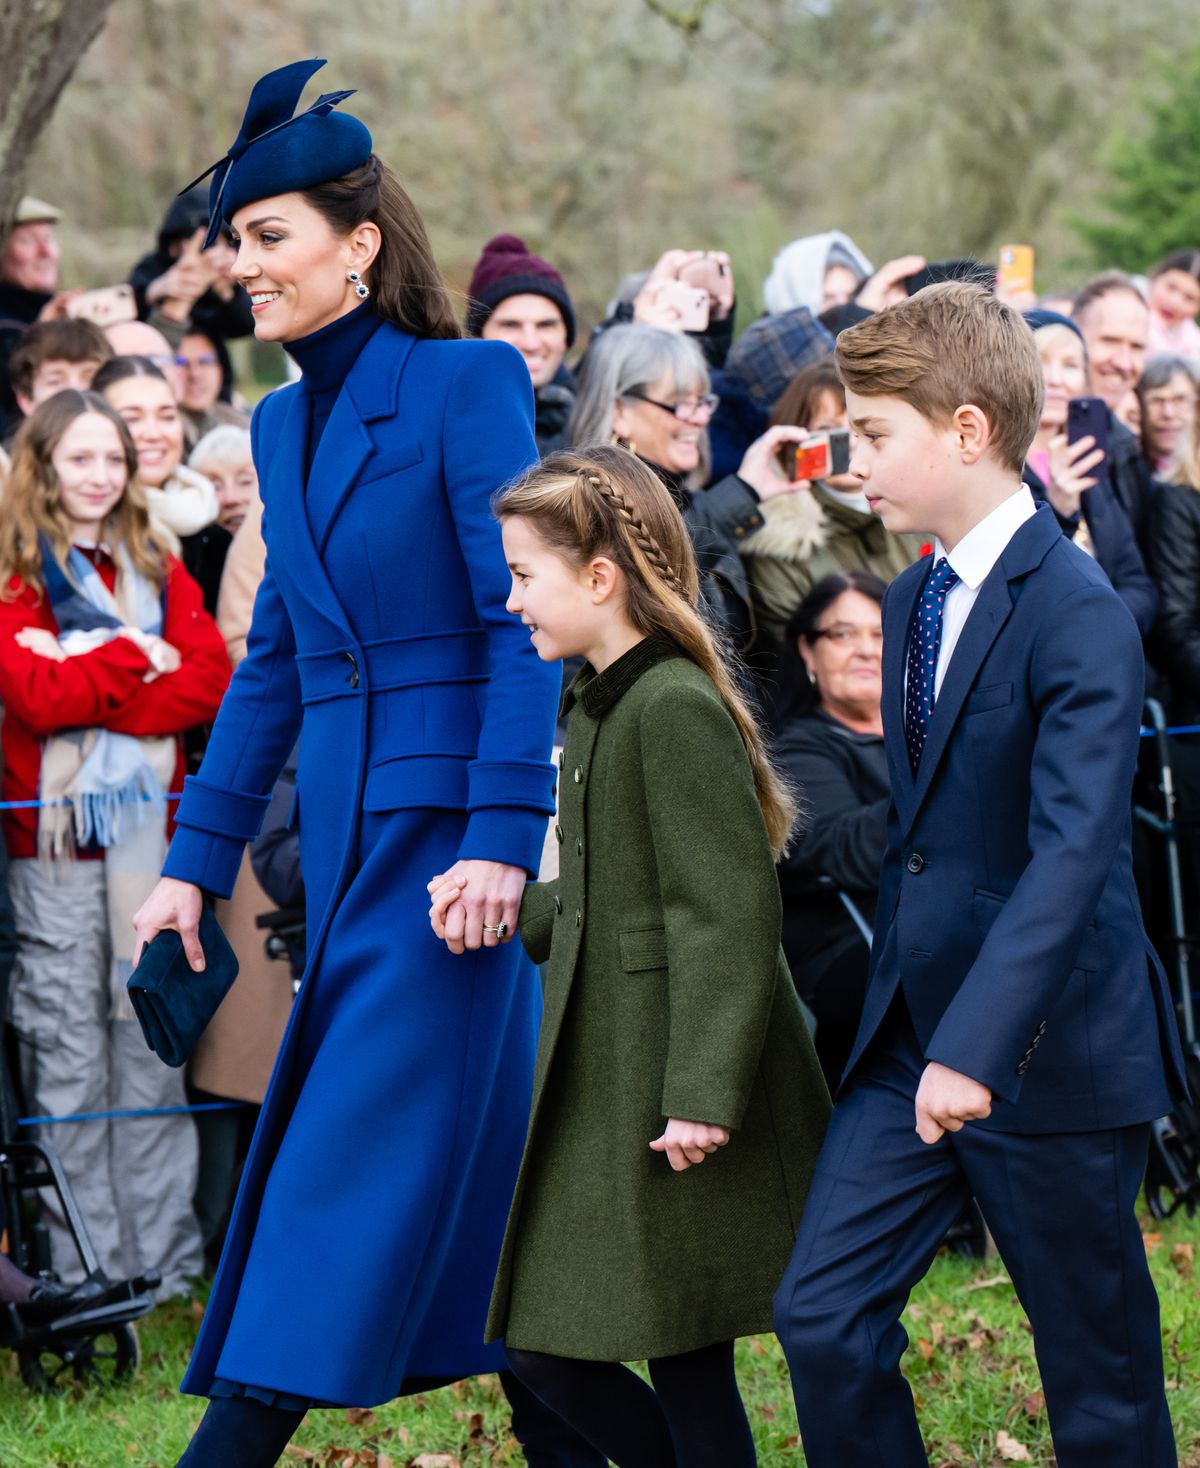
1171, 1242, 1194, 1280
995, 1429, 1031, 1461
1143, 1232, 1163, 1254
346, 1407, 377, 1426
966, 1274, 1011, 1291
916, 1337, 936, 1362
283, 1451, 315, 1463
409, 1457, 461, 1468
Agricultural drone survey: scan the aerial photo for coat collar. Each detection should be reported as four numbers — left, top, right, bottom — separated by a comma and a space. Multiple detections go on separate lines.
887, 502, 1061, 836
564, 636, 682, 720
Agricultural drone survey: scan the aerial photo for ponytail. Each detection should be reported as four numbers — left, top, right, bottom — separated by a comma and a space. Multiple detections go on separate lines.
494, 445, 798, 856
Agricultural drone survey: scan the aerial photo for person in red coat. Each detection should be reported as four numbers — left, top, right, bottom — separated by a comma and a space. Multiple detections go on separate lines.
0, 389, 230, 1294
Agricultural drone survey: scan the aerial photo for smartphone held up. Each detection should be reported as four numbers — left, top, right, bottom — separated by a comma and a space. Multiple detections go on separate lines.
783, 429, 852, 483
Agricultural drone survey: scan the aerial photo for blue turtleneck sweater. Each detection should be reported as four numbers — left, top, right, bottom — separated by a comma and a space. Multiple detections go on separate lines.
286, 302, 382, 474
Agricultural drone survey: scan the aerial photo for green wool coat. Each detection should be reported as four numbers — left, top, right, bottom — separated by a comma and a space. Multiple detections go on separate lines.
486, 638, 831, 1361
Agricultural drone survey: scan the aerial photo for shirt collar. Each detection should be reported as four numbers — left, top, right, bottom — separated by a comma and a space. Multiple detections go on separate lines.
934, 484, 1036, 591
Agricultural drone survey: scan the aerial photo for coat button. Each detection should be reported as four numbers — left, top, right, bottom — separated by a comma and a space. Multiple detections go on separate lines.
574, 765, 583, 783
558, 751, 565, 769
906, 853, 925, 874
555, 824, 563, 844
343, 651, 359, 689
554, 896, 562, 914
576, 837, 583, 856
575, 908, 582, 927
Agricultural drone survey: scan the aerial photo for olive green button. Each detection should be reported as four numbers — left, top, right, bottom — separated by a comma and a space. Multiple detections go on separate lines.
575, 908, 582, 927
555, 824, 563, 843
558, 751, 565, 768
554, 896, 563, 914
574, 765, 583, 783
576, 837, 583, 856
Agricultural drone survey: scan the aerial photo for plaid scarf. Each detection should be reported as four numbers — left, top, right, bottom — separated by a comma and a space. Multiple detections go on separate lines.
37, 539, 175, 1019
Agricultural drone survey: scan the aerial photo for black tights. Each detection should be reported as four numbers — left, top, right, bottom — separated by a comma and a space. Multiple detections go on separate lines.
506, 1341, 755, 1468
176, 1396, 308, 1468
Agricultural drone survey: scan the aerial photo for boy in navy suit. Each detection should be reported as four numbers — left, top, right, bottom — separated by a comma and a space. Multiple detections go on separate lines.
774, 281, 1186, 1467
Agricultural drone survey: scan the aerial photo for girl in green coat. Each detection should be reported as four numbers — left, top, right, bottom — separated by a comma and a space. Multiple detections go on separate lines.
429, 445, 830, 1467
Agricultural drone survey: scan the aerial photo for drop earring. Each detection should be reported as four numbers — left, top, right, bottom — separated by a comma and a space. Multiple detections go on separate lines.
347, 269, 370, 300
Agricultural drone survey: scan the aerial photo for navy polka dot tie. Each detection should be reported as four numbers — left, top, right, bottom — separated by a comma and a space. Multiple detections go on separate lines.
904, 556, 960, 772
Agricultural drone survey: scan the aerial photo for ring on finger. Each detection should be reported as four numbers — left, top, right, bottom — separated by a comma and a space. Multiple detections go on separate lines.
483, 921, 510, 939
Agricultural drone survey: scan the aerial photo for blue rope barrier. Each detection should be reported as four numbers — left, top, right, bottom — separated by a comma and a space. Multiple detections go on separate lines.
0, 793, 183, 811
17, 1100, 252, 1127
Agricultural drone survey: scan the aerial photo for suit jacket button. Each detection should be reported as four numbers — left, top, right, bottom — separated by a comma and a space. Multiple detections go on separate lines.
907, 853, 925, 874
554, 896, 562, 914
555, 824, 563, 844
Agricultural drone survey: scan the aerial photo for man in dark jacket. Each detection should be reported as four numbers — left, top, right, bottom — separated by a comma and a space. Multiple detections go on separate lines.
1074, 271, 1163, 555
466, 233, 577, 455
129, 187, 254, 347
0, 196, 67, 429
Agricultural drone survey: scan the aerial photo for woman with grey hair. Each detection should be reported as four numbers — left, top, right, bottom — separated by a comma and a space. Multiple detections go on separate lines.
570, 323, 811, 656
1136, 353, 1198, 475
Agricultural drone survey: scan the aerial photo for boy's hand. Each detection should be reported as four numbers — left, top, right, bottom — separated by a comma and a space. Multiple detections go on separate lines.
914, 1062, 992, 1144
650, 1118, 731, 1172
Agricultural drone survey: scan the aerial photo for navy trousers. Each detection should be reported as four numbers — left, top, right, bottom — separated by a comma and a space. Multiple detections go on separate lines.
773, 999, 1177, 1468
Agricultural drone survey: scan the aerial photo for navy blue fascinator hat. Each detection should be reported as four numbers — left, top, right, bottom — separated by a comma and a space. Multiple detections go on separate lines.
183, 58, 373, 248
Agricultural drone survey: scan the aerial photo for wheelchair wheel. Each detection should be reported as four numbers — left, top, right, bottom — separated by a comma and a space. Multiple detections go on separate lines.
17, 1321, 140, 1393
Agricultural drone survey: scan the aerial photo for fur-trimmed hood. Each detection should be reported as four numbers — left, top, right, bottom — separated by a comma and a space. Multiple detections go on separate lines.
740, 485, 828, 564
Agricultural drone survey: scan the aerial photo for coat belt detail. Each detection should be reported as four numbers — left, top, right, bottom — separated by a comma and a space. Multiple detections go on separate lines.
295, 629, 489, 705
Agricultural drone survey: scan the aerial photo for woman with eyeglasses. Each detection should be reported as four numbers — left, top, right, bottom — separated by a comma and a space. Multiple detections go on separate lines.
177, 327, 248, 443
772, 570, 889, 1089
569, 323, 814, 654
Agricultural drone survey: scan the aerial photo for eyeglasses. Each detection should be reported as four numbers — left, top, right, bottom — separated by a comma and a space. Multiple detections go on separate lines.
622, 389, 719, 420
1143, 392, 1197, 413
175, 353, 220, 368
811, 625, 884, 649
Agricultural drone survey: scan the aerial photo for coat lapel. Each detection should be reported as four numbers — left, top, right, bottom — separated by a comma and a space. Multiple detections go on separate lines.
883, 563, 924, 830
305, 323, 418, 556
901, 503, 1062, 837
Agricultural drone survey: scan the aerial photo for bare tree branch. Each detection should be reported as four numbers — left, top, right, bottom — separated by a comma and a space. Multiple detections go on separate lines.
641, 0, 714, 36
0, 0, 117, 242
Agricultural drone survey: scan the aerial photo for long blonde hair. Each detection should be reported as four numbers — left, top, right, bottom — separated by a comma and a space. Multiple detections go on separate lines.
0, 390, 167, 598
495, 444, 797, 856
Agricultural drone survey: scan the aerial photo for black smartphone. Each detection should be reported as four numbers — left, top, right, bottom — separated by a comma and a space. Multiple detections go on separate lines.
1066, 396, 1109, 467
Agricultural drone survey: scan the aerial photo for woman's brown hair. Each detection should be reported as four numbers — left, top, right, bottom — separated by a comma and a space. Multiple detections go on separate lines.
494, 444, 797, 856
770, 359, 846, 472
0, 390, 168, 598
303, 157, 460, 340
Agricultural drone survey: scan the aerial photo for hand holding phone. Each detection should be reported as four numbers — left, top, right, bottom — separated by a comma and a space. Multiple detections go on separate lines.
1065, 397, 1109, 466
783, 429, 852, 483
66, 283, 137, 327
635, 277, 710, 333
996, 244, 1036, 305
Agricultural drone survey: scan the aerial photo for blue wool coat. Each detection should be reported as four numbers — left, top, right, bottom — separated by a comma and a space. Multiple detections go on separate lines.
163, 323, 560, 1404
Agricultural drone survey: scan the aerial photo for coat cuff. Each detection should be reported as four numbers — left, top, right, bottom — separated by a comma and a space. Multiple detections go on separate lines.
467, 759, 556, 812
162, 825, 246, 900
458, 806, 554, 879
518, 881, 558, 965
173, 775, 272, 841
660, 1081, 750, 1133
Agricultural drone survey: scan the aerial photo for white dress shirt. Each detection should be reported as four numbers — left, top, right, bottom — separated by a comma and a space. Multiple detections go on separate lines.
929, 486, 1036, 699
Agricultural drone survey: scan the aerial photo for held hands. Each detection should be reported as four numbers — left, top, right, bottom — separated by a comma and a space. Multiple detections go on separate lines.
650, 1118, 731, 1172
737, 423, 819, 501
132, 877, 205, 971
914, 1062, 992, 1145
426, 860, 525, 954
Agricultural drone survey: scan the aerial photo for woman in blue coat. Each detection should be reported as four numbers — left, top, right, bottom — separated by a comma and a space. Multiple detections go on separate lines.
132, 62, 582, 1468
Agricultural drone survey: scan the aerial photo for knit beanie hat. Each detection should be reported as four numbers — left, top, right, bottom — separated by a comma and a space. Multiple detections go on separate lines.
466, 234, 576, 345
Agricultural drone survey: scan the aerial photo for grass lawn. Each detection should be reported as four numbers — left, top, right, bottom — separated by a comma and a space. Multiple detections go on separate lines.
2, 1205, 1197, 1467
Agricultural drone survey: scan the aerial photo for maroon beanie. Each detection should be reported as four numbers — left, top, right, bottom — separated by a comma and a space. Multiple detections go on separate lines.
466, 233, 576, 346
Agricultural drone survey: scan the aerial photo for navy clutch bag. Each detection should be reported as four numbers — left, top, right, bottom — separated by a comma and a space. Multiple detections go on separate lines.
127, 906, 240, 1068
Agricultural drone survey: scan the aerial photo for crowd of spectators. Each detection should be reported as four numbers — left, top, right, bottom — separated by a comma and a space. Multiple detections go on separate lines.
0, 193, 1197, 1308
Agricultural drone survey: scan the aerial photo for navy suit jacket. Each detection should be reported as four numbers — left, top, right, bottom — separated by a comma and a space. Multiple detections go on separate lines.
845, 502, 1186, 1133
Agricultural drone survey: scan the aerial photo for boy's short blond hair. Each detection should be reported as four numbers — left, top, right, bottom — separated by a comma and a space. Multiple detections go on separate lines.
835, 281, 1044, 473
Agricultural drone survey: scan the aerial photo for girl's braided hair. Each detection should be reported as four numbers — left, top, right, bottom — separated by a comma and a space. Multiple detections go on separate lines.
493, 444, 797, 855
